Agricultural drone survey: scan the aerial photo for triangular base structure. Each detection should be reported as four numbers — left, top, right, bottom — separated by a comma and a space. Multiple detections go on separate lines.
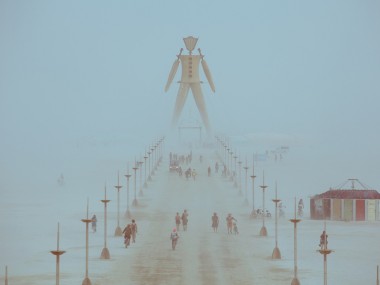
272, 247, 281, 259
291, 278, 300, 285
114, 226, 122, 236
260, 226, 267, 236
100, 247, 110, 259
82, 277, 92, 285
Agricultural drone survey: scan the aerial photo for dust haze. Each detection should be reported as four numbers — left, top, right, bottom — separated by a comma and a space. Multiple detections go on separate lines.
1, 1, 380, 284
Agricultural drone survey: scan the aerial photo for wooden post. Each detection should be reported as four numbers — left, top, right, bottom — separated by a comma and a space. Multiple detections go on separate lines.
138, 159, 144, 197
243, 157, 249, 206
132, 160, 139, 206
100, 186, 111, 259
250, 154, 256, 218
143, 154, 148, 188
81, 199, 92, 285
125, 164, 132, 218
114, 172, 122, 236
272, 184, 281, 259
259, 172, 268, 236
290, 197, 301, 285
5, 266, 8, 285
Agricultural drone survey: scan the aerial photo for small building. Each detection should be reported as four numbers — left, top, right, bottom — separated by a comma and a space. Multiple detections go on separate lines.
310, 179, 380, 221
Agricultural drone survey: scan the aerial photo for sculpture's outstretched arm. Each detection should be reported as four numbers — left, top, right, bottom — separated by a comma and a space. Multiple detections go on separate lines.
198, 48, 215, 93
165, 48, 183, 92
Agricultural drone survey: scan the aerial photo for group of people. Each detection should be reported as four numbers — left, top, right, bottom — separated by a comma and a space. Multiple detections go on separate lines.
173, 211, 238, 235
91, 215, 138, 249
169, 151, 193, 167
171, 210, 189, 250
225, 213, 238, 234
123, 219, 138, 248
183, 168, 197, 180
171, 211, 239, 250
212, 212, 239, 234
175, 210, 189, 231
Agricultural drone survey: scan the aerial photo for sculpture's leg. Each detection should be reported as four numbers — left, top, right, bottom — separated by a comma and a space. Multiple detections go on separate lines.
172, 83, 190, 128
190, 83, 211, 133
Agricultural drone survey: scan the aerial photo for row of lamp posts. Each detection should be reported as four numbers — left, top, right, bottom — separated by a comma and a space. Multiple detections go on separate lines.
45, 136, 164, 285
215, 135, 338, 285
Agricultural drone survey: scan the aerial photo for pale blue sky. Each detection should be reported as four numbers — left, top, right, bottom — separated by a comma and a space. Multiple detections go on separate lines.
1, 0, 380, 193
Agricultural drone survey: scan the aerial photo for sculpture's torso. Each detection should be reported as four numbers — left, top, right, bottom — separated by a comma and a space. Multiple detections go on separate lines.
180, 55, 201, 83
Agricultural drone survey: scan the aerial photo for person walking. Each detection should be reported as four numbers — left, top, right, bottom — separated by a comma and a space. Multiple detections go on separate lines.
192, 169, 197, 181
208, 166, 211, 177
319, 230, 328, 249
91, 214, 97, 233
226, 213, 237, 234
131, 219, 138, 243
170, 228, 179, 250
211, 212, 219, 232
175, 212, 181, 231
181, 210, 189, 231
122, 223, 132, 248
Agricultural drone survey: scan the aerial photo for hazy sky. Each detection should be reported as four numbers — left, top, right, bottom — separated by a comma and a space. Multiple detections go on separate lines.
1, 0, 380, 193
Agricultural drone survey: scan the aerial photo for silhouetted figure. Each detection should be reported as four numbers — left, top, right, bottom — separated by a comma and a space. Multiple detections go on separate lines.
215, 162, 219, 173
131, 219, 138, 243
181, 210, 189, 231
319, 230, 328, 250
192, 169, 197, 181
212, 212, 219, 232
170, 228, 179, 250
226, 213, 237, 234
298, 198, 304, 217
91, 214, 97, 233
233, 222, 239, 235
123, 223, 132, 248
175, 212, 181, 230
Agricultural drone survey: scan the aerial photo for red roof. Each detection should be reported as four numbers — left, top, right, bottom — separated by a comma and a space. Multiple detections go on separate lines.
312, 189, 380, 200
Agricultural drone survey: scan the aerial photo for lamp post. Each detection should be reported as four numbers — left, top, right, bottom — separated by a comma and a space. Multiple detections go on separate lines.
143, 154, 148, 188
226, 148, 230, 177
151, 147, 155, 176
233, 154, 238, 188
81, 199, 92, 285
114, 172, 122, 236
138, 160, 144, 197
154, 143, 158, 171
223, 144, 227, 170
147, 151, 152, 181
124, 166, 132, 218
243, 157, 249, 206
259, 172, 268, 236
290, 197, 301, 285
100, 186, 110, 259
50, 223, 65, 285
272, 183, 281, 259
250, 154, 256, 218
229, 150, 234, 181
132, 161, 139, 206
154, 144, 158, 171
317, 222, 333, 285
238, 160, 242, 196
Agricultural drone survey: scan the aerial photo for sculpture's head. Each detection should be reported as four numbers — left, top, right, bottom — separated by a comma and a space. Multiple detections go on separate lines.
183, 36, 198, 54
